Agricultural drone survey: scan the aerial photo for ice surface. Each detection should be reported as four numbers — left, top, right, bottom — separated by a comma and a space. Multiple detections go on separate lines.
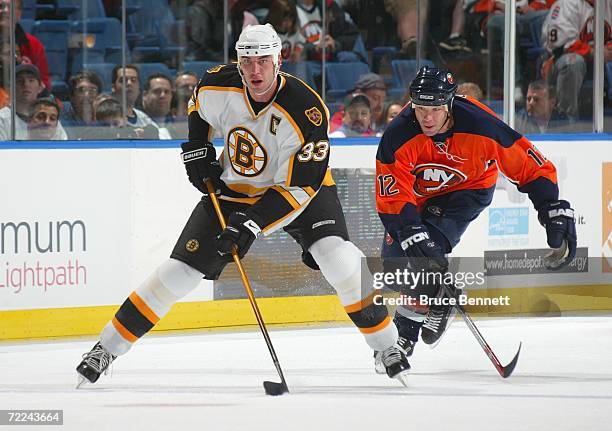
1, 316, 611, 431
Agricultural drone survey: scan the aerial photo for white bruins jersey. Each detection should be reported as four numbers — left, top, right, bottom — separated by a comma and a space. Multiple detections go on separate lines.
542, 0, 612, 54
187, 63, 333, 234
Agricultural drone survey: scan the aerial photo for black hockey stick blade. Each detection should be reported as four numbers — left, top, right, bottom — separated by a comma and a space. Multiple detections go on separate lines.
263, 380, 289, 396
500, 342, 522, 378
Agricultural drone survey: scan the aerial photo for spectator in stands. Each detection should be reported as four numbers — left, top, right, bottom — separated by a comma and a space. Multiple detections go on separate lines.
61, 70, 103, 138
86, 96, 142, 140
173, 71, 198, 118
457, 81, 483, 100
439, 0, 472, 53
380, 100, 404, 131
515, 80, 569, 134
169, 71, 199, 139
111, 65, 158, 134
330, 94, 376, 137
467, 0, 553, 101
185, 0, 225, 62
541, 0, 612, 122
26, 97, 65, 140
354, 73, 387, 131
0, 0, 51, 90
330, 73, 388, 133
0, 64, 66, 140
142, 73, 174, 139
296, 0, 359, 62
266, 0, 305, 63
384, 0, 429, 58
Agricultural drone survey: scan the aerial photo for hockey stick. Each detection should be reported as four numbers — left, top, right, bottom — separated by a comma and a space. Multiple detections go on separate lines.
206, 180, 289, 396
442, 283, 521, 378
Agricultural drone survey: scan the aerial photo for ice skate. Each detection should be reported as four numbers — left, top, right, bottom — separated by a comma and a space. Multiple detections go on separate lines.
374, 336, 415, 374
76, 342, 116, 387
421, 285, 461, 346
375, 343, 411, 386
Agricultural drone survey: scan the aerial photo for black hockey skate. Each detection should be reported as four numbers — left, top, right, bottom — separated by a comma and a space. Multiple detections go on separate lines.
76, 342, 116, 387
376, 343, 411, 386
421, 284, 461, 346
374, 336, 415, 374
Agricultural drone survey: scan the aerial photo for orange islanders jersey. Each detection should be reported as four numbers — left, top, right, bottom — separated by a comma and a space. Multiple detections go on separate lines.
187, 63, 333, 235
375, 96, 559, 238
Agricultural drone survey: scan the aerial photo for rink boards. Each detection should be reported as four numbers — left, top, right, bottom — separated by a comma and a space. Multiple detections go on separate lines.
1, 137, 611, 339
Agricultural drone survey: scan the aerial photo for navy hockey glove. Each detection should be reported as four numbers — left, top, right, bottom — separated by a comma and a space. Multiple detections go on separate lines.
181, 141, 222, 195
398, 223, 448, 273
216, 212, 262, 259
538, 200, 577, 270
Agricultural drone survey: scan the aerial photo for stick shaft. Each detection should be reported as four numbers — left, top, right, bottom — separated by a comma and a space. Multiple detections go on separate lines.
206, 181, 288, 389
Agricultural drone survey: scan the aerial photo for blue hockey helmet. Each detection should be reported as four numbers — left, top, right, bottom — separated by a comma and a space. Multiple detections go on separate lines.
409, 67, 458, 109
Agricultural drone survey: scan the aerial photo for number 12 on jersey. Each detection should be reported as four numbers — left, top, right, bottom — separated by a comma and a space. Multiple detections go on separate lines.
377, 174, 398, 196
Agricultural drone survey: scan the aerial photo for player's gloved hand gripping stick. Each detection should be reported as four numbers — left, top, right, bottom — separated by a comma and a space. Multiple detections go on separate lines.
538, 200, 577, 270
205, 180, 289, 396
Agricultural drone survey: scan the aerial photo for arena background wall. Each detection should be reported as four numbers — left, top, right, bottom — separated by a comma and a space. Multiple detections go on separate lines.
1, 136, 611, 340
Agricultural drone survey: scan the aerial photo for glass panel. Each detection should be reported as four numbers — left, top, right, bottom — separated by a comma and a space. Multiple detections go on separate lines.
534, 1, 598, 134
2, 0, 58, 141
602, 1, 612, 133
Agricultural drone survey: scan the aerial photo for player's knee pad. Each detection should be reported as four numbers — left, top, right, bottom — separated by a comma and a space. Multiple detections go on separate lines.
157, 257, 204, 299
309, 236, 365, 306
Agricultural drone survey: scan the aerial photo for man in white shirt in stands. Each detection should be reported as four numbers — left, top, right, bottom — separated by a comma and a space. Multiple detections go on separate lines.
0, 64, 67, 140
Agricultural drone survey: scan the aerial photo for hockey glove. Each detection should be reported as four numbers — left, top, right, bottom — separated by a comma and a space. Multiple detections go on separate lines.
216, 211, 262, 259
398, 223, 448, 273
181, 141, 222, 195
538, 200, 577, 270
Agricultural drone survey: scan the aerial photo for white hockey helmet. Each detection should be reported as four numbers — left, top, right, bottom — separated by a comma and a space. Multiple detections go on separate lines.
235, 24, 282, 65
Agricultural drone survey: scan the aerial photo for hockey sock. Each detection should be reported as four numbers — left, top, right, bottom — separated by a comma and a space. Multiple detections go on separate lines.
310, 236, 398, 351
100, 258, 203, 356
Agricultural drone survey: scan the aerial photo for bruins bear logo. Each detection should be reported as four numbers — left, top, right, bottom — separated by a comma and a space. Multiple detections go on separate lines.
227, 127, 268, 177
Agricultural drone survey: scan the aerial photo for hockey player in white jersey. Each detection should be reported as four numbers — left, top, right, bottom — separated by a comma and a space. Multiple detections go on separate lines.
541, 0, 612, 121
76, 24, 410, 387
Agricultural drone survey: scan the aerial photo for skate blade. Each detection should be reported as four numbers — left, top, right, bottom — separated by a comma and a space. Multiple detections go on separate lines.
393, 370, 410, 387
76, 375, 88, 389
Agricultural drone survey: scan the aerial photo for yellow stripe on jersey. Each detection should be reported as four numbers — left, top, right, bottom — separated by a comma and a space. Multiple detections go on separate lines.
261, 193, 315, 233
272, 102, 304, 144
286, 153, 296, 187
322, 169, 335, 186
225, 182, 270, 196
219, 195, 262, 205
271, 185, 301, 210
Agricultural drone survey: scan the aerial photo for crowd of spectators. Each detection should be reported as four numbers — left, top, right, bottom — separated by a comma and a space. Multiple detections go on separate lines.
0, 0, 609, 141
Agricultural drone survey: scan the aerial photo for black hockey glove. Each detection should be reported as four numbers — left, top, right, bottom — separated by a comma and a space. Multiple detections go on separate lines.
181, 141, 222, 195
538, 200, 577, 270
397, 223, 448, 273
216, 212, 262, 259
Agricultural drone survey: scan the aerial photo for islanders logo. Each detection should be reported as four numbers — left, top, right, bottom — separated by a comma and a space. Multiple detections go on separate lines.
413, 163, 467, 197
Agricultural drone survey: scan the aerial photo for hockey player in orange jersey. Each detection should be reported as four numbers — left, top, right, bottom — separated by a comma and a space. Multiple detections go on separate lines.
374, 67, 577, 372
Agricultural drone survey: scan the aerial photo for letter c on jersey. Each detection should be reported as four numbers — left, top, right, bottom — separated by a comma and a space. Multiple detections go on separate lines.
227, 127, 268, 177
